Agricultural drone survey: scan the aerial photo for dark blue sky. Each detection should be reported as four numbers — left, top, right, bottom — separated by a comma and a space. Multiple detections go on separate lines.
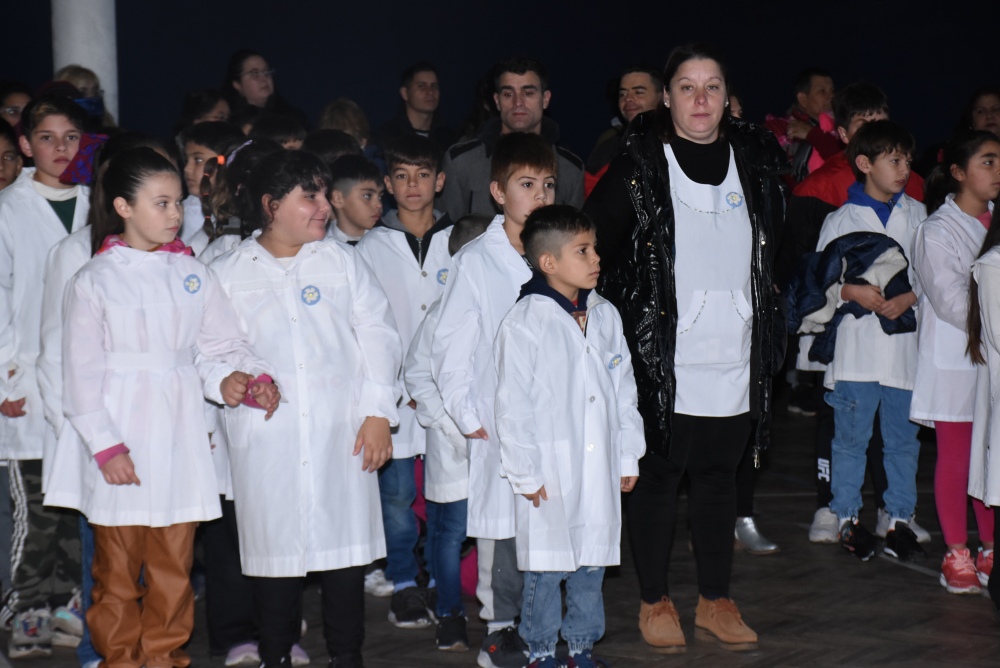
6, 1, 992, 160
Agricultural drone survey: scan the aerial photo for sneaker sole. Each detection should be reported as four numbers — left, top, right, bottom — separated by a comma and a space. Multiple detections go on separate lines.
694, 627, 757, 652
808, 533, 840, 544
8, 644, 53, 659
387, 611, 432, 629
642, 639, 687, 654
51, 630, 81, 648
786, 406, 818, 417
437, 641, 470, 652
940, 573, 982, 594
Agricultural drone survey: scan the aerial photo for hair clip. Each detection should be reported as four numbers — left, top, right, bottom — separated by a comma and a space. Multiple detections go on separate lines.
216, 154, 226, 165
227, 139, 254, 165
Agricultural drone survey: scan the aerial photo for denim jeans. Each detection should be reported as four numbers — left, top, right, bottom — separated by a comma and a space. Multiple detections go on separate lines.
425, 499, 467, 617
520, 567, 605, 659
827, 381, 920, 521
377, 456, 419, 587
77, 517, 101, 666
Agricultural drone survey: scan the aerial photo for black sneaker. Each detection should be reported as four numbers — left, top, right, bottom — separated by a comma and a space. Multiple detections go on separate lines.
329, 652, 363, 668
884, 522, 926, 561
839, 518, 877, 561
423, 586, 438, 621
478, 626, 528, 668
436, 613, 469, 651
388, 586, 433, 629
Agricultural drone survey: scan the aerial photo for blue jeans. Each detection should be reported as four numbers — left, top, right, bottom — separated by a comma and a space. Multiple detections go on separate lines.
77, 517, 101, 666
377, 457, 419, 587
827, 381, 920, 521
520, 567, 605, 659
425, 499, 467, 617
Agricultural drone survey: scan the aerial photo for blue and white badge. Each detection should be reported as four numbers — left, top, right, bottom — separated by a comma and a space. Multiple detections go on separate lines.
183, 274, 201, 294
608, 354, 623, 370
726, 192, 744, 208
436, 268, 448, 285
301, 285, 321, 305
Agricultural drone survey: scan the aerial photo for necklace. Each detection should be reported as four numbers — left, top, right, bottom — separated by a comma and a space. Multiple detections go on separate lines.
671, 187, 744, 215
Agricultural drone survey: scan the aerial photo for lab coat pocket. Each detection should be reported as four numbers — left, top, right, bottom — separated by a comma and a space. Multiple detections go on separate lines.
676, 290, 753, 365
934, 320, 975, 371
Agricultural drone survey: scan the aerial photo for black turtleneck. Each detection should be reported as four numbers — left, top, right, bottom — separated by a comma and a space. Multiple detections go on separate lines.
669, 135, 729, 186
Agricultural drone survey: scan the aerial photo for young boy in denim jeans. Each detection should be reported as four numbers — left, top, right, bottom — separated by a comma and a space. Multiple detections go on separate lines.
815, 119, 927, 561
494, 205, 645, 668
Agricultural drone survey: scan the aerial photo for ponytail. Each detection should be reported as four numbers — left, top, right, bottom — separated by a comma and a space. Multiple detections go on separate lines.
967, 203, 1000, 365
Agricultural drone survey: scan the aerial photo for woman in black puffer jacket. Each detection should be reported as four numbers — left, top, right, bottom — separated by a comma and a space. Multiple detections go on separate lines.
584, 43, 787, 653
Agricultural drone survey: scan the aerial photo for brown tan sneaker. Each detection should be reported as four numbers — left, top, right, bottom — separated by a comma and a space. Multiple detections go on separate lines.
694, 596, 758, 651
638, 597, 686, 653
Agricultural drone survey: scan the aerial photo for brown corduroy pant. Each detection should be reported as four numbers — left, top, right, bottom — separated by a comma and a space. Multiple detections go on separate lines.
88, 523, 197, 668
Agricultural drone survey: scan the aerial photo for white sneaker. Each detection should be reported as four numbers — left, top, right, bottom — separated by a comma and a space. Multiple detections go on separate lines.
364, 568, 394, 597
809, 507, 840, 543
51, 589, 83, 647
876, 508, 931, 543
225, 641, 260, 666
291, 643, 310, 666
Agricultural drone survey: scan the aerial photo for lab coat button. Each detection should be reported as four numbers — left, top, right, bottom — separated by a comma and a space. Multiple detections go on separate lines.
586, 346, 590, 353
421, 271, 428, 277
589, 396, 595, 402
421, 304, 427, 311
291, 317, 297, 322
586, 443, 595, 452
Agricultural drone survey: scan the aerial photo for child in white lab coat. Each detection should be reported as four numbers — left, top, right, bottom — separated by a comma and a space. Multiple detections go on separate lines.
494, 205, 644, 668
431, 132, 557, 667
210, 150, 402, 668
44, 147, 280, 667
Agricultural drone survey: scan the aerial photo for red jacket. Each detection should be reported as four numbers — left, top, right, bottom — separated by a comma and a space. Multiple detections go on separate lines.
793, 150, 925, 206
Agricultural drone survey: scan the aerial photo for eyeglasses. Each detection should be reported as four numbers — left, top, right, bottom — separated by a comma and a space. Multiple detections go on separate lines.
241, 68, 275, 80
0, 106, 22, 119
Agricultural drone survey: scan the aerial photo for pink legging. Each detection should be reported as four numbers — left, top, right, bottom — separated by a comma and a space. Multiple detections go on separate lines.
935, 421, 994, 546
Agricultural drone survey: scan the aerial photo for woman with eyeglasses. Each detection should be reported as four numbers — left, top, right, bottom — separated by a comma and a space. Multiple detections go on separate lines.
222, 50, 309, 132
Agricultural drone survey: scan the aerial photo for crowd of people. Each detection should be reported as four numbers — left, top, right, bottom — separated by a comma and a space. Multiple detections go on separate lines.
0, 42, 999, 668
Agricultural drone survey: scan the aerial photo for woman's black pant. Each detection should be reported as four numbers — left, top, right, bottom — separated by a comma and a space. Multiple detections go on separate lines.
628, 413, 751, 602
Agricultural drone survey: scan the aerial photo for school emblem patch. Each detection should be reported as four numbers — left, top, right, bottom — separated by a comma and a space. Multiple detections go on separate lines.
726, 192, 744, 208
436, 268, 448, 285
301, 285, 321, 305
183, 274, 201, 294
608, 354, 623, 370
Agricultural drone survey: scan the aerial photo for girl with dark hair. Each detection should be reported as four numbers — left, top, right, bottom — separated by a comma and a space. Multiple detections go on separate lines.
43, 147, 279, 668
209, 151, 400, 668
585, 43, 786, 652
912, 131, 1000, 595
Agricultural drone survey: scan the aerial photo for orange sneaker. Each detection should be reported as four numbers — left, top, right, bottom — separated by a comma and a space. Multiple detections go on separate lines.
940, 548, 981, 594
638, 597, 686, 653
976, 548, 994, 588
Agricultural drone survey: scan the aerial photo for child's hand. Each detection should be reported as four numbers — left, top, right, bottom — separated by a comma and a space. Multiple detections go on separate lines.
353, 416, 392, 473
249, 382, 281, 420
464, 427, 488, 440
101, 453, 141, 486
0, 397, 26, 418
221, 371, 254, 407
621, 476, 638, 493
877, 291, 917, 321
407, 399, 417, 409
841, 284, 885, 312
524, 485, 547, 508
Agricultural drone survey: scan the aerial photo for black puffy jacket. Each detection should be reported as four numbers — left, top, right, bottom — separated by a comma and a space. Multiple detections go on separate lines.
584, 112, 787, 464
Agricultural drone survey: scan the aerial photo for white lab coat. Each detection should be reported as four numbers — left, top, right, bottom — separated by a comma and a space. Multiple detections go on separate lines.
431, 216, 531, 539
969, 248, 1000, 506
0, 168, 89, 460
494, 291, 645, 572
211, 234, 401, 576
44, 247, 271, 526
355, 217, 453, 459
405, 298, 468, 503
37, 226, 91, 493
910, 196, 989, 426
182, 194, 210, 257
816, 196, 926, 390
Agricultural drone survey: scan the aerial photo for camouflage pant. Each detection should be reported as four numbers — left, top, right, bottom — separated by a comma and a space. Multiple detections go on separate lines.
3, 459, 80, 616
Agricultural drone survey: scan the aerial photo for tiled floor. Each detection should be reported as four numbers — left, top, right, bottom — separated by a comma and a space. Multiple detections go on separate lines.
5, 407, 999, 667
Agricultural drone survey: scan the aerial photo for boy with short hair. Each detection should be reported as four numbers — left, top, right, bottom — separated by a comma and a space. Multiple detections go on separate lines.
328, 155, 384, 245
354, 134, 453, 631
431, 132, 557, 668
179, 121, 245, 254
0, 93, 92, 658
494, 204, 644, 668
816, 119, 927, 562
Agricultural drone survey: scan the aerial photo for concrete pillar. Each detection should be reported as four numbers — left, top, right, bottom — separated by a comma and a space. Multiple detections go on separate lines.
51, 0, 118, 121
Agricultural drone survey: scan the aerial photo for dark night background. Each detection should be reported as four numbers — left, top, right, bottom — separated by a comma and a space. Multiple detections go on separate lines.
5, 1, 994, 161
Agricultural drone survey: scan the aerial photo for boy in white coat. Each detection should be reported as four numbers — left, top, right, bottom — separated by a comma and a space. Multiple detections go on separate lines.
817, 120, 927, 562
0, 94, 90, 657
431, 132, 556, 668
495, 205, 644, 668
355, 135, 453, 630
